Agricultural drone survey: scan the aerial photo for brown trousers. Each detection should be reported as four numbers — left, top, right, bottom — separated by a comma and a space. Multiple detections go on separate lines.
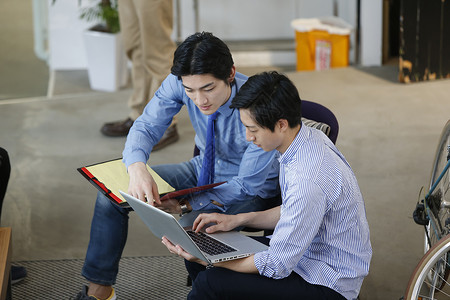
118, 0, 176, 121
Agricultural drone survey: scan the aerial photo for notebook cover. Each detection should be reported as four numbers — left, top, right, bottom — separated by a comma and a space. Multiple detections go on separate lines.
78, 158, 226, 208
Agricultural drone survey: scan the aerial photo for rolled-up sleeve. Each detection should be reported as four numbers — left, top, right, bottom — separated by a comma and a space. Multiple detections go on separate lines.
254, 180, 326, 279
123, 75, 184, 167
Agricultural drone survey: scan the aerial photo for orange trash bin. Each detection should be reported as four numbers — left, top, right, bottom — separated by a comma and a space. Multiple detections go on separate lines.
291, 17, 353, 71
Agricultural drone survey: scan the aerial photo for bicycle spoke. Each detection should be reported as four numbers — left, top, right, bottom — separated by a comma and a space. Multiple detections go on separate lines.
418, 254, 450, 299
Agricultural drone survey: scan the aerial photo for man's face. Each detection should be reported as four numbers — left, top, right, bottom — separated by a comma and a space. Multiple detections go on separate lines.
239, 109, 283, 152
181, 73, 232, 115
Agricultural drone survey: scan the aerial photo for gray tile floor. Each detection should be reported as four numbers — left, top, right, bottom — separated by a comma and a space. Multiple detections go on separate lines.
2, 65, 450, 300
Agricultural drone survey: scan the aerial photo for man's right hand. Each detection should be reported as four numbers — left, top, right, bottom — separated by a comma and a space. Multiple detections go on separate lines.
192, 213, 244, 234
127, 162, 161, 205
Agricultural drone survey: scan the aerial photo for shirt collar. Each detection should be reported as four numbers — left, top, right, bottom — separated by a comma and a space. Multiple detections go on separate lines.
216, 81, 237, 118
278, 124, 307, 165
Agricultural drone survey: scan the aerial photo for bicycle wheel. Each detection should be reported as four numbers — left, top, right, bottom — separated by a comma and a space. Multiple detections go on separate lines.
404, 233, 450, 299
426, 120, 450, 251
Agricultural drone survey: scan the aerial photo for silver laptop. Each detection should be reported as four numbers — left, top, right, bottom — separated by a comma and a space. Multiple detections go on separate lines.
120, 190, 268, 264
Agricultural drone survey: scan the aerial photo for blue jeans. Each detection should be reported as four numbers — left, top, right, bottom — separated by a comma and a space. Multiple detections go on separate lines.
81, 161, 276, 285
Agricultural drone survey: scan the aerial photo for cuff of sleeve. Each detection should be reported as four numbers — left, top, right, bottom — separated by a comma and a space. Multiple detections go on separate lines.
190, 193, 226, 212
254, 251, 275, 278
123, 151, 148, 169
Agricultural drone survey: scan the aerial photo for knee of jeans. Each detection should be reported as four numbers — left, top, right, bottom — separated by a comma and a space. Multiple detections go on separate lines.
96, 192, 112, 208
95, 192, 129, 215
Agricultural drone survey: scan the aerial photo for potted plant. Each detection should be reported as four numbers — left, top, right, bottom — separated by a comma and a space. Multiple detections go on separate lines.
79, 0, 120, 33
79, 0, 128, 92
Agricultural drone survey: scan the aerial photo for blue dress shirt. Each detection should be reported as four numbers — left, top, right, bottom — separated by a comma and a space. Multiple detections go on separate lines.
123, 72, 280, 211
254, 125, 372, 300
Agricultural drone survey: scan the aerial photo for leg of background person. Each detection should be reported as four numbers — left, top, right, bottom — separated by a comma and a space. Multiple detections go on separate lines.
131, 0, 175, 121
0, 147, 28, 284
100, 0, 141, 138
135, 0, 178, 150
101, 0, 179, 152
0, 147, 11, 219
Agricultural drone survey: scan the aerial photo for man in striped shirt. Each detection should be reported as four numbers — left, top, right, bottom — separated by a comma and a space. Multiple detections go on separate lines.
162, 71, 372, 300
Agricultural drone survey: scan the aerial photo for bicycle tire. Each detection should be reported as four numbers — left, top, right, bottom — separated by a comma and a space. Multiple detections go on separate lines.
404, 233, 450, 299
426, 120, 450, 252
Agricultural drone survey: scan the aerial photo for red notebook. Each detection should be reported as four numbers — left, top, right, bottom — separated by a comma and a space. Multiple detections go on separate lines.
78, 158, 225, 208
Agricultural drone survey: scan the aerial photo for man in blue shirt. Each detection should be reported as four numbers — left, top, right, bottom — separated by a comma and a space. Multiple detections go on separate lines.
74, 33, 280, 300
163, 71, 372, 300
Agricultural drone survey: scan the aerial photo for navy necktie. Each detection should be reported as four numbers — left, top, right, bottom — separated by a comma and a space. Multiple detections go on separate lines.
197, 111, 219, 186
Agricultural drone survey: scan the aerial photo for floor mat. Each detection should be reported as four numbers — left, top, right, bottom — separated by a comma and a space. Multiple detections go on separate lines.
11, 256, 191, 299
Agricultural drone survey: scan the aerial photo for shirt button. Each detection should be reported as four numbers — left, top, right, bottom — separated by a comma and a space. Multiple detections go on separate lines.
199, 202, 203, 206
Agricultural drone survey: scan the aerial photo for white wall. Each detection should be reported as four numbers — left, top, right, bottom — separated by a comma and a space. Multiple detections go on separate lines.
47, 0, 381, 70
174, 0, 357, 41
48, 1, 92, 69
360, 0, 383, 66
179, 0, 299, 40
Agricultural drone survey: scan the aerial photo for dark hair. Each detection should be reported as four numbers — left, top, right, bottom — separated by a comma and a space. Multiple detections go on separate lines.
230, 71, 302, 132
171, 32, 234, 83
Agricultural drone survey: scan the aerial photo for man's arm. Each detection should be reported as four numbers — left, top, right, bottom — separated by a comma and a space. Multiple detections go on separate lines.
123, 75, 184, 202
161, 207, 281, 273
161, 236, 259, 273
192, 206, 281, 234
123, 74, 184, 168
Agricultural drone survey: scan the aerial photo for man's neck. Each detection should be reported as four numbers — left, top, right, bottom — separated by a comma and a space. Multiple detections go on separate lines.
279, 124, 301, 154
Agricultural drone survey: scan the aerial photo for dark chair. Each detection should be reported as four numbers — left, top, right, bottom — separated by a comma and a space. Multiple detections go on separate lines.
302, 100, 339, 145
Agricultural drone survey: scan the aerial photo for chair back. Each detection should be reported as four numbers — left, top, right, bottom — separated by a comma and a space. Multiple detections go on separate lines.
302, 100, 339, 144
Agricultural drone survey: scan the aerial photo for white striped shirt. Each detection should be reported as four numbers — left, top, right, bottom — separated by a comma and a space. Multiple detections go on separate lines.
254, 125, 372, 300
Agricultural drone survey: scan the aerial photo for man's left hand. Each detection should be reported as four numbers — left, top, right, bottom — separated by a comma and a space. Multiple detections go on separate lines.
154, 197, 181, 214
161, 236, 206, 266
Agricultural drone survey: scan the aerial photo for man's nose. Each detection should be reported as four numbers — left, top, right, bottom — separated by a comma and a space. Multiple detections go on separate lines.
195, 92, 207, 104
246, 131, 255, 141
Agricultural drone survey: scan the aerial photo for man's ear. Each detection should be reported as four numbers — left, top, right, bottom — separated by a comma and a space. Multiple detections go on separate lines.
228, 66, 236, 83
277, 119, 289, 132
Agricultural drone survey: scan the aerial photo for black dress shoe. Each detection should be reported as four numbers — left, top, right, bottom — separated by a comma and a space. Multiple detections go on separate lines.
152, 124, 180, 151
11, 265, 27, 284
101, 118, 134, 137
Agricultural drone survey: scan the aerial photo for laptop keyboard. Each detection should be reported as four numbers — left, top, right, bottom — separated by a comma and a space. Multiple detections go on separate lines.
186, 230, 237, 256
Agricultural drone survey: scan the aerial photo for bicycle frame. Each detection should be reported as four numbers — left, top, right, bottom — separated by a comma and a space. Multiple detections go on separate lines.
404, 121, 450, 299
424, 160, 450, 240
415, 148, 450, 247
